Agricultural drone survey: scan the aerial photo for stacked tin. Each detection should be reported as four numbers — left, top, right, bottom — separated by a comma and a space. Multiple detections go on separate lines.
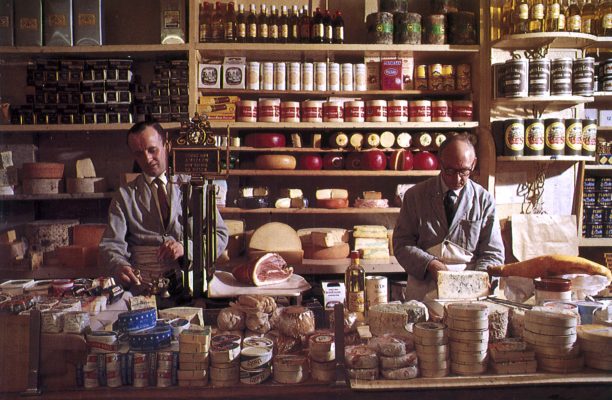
209, 334, 241, 387
583, 176, 612, 238
240, 337, 274, 384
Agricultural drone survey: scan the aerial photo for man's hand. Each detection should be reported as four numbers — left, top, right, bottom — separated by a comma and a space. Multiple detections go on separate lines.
117, 265, 141, 286
427, 259, 449, 282
158, 240, 184, 261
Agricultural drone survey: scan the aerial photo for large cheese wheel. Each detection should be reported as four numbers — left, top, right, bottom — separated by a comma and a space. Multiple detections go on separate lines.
22, 178, 61, 194
248, 222, 302, 252
303, 243, 350, 260
66, 177, 107, 193
22, 162, 64, 179
255, 155, 296, 170
244, 133, 286, 148
316, 198, 349, 209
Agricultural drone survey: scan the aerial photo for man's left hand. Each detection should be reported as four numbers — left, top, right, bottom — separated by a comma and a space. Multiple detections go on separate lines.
158, 240, 184, 261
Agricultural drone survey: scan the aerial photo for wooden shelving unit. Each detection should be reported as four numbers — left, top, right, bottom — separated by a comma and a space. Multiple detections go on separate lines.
210, 121, 479, 130
220, 207, 401, 214
492, 32, 598, 50
497, 155, 596, 162
227, 169, 440, 177
199, 89, 472, 98
0, 123, 182, 133
0, 193, 114, 201
579, 238, 612, 247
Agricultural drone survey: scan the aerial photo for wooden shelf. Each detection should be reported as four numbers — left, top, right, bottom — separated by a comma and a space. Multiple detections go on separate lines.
592, 36, 612, 48
0, 193, 114, 201
0, 122, 182, 133
492, 95, 594, 111
199, 89, 472, 98
497, 155, 595, 162
598, 126, 612, 132
585, 165, 612, 171
579, 238, 612, 247
492, 32, 598, 50
220, 207, 401, 214
229, 147, 435, 153
228, 169, 439, 177
0, 44, 189, 58
210, 121, 478, 130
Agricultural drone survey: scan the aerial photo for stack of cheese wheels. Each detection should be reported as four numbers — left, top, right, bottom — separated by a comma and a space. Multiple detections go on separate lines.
21, 162, 64, 195
446, 302, 490, 375
523, 309, 583, 373
177, 328, 211, 388
344, 345, 379, 380
273, 354, 310, 384
309, 331, 336, 382
240, 344, 273, 384
368, 335, 418, 380
414, 322, 450, 377
577, 325, 612, 371
209, 334, 241, 387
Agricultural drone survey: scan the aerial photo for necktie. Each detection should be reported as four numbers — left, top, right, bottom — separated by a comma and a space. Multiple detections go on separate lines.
154, 178, 170, 227
444, 190, 457, 226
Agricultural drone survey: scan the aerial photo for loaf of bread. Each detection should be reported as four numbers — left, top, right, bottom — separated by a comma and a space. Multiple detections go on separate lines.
488, 255, 611, 280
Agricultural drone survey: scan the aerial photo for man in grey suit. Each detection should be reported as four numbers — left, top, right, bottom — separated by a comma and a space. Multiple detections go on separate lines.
99, 121, 229, 288
393, 133, 504, 301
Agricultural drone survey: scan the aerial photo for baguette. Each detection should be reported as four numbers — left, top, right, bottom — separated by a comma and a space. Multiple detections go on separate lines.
487, 255, 611, 280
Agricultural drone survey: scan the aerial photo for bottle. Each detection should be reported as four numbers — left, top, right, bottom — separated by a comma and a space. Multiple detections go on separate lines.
289, 5, 299, 42
211, 2, 225, 42
279, 5, 289, 43
597, 0, 612, 35
236, 3, 247, 42
345, 251, 366, 313
311, 7, 324, 42
299, 5, 311, 42
268, 5, 279, 43
501, 0, 515, 35
558, 0, 568, 30
257, 3, 269, 42
333, 10, 345, 44
529, 0, 546, 32
581, 0, 597, 33
514, 0, 530, 33
225, 2, 236, 42
566, 0, 582, 31
323, 9, 333, 43
247, 3, 257, 43
545, 0, 562, 31
199, 2, 211, 43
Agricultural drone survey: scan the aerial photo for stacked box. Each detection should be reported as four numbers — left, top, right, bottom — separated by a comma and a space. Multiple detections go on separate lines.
142, 60, 189, 123
583, 177, 612, 238
178, 327, 211, 387
209, 334, 240, 387
197, 95, 239, 121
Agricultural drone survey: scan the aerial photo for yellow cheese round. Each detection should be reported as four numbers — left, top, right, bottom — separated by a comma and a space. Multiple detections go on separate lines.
523, 329, 577, 347
576, 324, 612, 344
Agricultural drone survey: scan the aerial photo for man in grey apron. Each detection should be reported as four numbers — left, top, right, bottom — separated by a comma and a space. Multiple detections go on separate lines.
393, 134, 504, 301
99, 121, 229, 289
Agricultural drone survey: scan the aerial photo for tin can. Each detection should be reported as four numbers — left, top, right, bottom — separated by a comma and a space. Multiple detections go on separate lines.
301, 100, 324, 122
451, 100, 473, 121
415, 64, 428, 90
394, 12, 421, 44
366, 12, 394, 44
156, 369, 172, 387
354, 63, 367, 91
441, 64, 455, 91
274, 62, 286, 91
582, 119, 597, 156
106, 368, 122, 388
573, 57, 595, 96
456, 63, 471, 90
503, 119, 525, 156
504, 59, 528, 98
524, 119, 545, 155
258, 99, 280, 123
602, 76, 612, 92
236, 100, 258, 122
328, 62, 340, 91
431, 100, 451, 122
365, 276, 388, 309
544, 118, 565, 155
447, 11, 476, 44
341, 63, 354, 91
261, 62, 274, 90
409, 100, 431, 122
323, 101, 344, 122
551, 58, 573, 95
428, 63, 444, 90
366, 99, 388, 122
434, 132, 448, 149
565, 118, 583, 155
302, 62, 314, 91
387, 100, 408, 122
84, 369, 99, 389
133, 371, 149, 387
288, 62, 301, 91
247, 61, 260, 90
494, 62, 506, 98
280, 101, 300, 122
529, 58, 551, 96
424, 14, 446, 44
133, 352, 148, 371
344, 101, 365, 122
602, 58, 612, 76
315, 62, 327, 91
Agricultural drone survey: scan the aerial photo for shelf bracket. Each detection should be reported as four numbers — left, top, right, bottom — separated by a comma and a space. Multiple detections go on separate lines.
517, 162, 548, 214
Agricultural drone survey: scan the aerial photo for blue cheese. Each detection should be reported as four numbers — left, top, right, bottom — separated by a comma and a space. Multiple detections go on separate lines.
436, 271, 490, 300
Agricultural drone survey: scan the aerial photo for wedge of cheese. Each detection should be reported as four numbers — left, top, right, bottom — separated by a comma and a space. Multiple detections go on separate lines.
279, 188, 303, 199
316, 188, 348, 200
354, 237, 388, 249
436, 270, 490, 300
240, 186, 269, 198
76, 158, 97, 178
360, 247, 390, 261
353, 225, 388, 238
275, 198, 291, 208
311, 229, 349, 248
363, 191, 382, 200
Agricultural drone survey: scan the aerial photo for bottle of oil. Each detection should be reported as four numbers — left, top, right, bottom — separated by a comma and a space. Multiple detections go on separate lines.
199, 2, 212, 43
299, 5, 311, 43
211, 2, 225, 42
268, 5, 279, 43
333, 10, 345, 44
581, 0, 597, 33
279, 5, 289, 43
514, 0, 531, 33
566, 0, 582, 31
529, 0, 546, 32
596, 0, 612, 35
289, 5, 299, 42
225, 2, 236, 42
257, 4, 269, 43
247, 4, 258, 43
345, 251, 366, 313
545, 0, 563, 31
236, 3, 246, 43
311, 7, 324, 43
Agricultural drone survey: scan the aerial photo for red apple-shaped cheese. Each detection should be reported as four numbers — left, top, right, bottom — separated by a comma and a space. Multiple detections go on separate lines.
389, 149, 414, 170
361, 150, 387, 171
244, 133, 286, 148
345, 152, 362, 170
322, 153, 344, 170
298, 154, 323, 170
413, 151, 439, 170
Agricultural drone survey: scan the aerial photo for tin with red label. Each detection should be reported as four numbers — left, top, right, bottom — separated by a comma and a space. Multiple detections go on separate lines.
582, 119, 597, 156
565, 118, 583, 155
237, 100, 258, 122
366, 100, 388, 122
381, 59, 403, 90
525, 119, 545, 155
344, 101, 365, 122
431, 100, 451, 122
451, 100, 472, 121
301, 100, 324, 122
280, 101, 300, 122
323, 101, 344, 122
409, 100, 431, 122
545, 118, 565, 155
503, 118, 525, 156
387, 100, 408, 122
258, 99, 280, 122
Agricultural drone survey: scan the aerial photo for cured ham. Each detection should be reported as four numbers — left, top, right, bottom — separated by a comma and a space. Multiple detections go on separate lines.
232, 253, 293, 287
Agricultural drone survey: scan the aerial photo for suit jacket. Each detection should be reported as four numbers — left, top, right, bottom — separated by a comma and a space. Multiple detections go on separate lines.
99, 174, 229, 276
393, 176, 504, 281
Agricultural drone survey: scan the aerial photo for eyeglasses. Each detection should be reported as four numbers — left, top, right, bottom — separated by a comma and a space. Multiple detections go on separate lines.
441, 165, 474, 177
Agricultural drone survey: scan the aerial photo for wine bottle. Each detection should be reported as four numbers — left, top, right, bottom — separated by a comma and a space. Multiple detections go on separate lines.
345, 251, 366, 313
236, 3, 246, 42
333, 10, 344, 43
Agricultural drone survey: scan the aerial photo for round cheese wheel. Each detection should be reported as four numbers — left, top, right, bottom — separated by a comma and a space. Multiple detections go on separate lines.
420, 366, 449, 378
66, 177, 107, 194
303, 243, 350, 260
446, 302, 489, 320
414, 322, 447, 339
345, 345, 378, 369
379, 351, 418, 369
22, 162, 64, 179
244, 133, 286, 148
255, 155, 296, 170
316, 198, 349, 209
22, 178, 61, 194
248, 222, 302, 252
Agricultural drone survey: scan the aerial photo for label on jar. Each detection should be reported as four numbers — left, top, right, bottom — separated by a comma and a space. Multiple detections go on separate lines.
328, 63, 340, 91
409, 105, 431, 120
248, 23, 257, 38
377, 22, 393, 33
566, 121, 583, 151
545, 121, 565, 150
334, 26, 344, 40
548, 4, 560, 18
366, 105, 387, 118
345, 103, 365, 119
526, 120, 545, 151
505, 122, 525, 151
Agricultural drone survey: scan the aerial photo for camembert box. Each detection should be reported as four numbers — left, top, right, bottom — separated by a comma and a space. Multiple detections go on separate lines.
198, 61, 222, 89
222, 57, 246, 89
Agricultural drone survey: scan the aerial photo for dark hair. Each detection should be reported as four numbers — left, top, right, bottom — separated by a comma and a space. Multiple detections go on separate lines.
438, 132, 476, 160
126, 120, 165, 144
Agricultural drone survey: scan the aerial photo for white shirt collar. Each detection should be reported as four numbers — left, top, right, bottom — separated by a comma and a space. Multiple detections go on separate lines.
143, 172, 168, 186
439, 176, 464, 197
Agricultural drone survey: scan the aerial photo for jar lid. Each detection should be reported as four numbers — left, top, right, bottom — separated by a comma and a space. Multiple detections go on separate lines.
534, 277, 571, 292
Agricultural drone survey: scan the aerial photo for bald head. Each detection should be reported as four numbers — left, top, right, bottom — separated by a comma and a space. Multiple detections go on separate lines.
439, 134, 476, 190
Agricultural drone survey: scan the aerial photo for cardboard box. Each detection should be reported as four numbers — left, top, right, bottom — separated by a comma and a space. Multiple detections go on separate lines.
222, 57, 246, 89
322, 281, 345, 309
73, 0, 103, 45
15, 0, 43, 46
381, 59, 403, 90
43, 0, 73, 46
160, 0, 185, 44
198, 61, 222, 89
400, 57, 414, 90
365, 56, 380, 90
0, 0, 14, 46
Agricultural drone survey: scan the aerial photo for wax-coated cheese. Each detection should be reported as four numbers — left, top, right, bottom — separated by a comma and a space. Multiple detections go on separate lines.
248, 222, 302, 251
240, 186, 269, 198
275, 198, 291, 208
437, 271, 490, 300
